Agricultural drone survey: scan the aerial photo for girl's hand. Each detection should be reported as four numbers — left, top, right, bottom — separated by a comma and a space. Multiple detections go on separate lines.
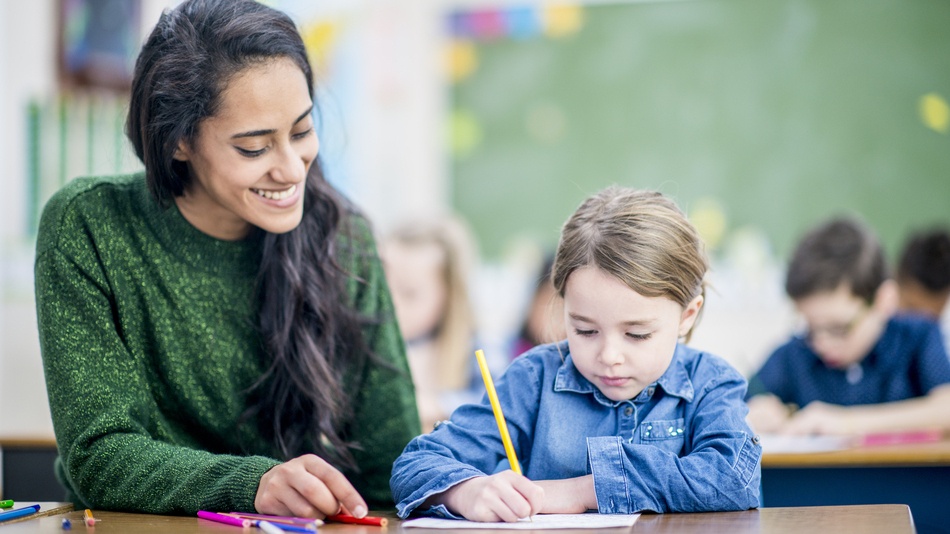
436, 471, 544, 522
534, 475, 596, 514
254, 454, 368, 519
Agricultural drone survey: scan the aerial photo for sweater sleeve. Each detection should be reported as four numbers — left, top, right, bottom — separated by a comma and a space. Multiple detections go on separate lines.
35, 202, 278, 514
340, 217, 422, 507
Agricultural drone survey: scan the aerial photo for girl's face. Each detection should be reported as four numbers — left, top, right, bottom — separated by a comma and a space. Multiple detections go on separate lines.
563, 266, 702, 401
173, 57, 319, 240
382, 240, 449, 342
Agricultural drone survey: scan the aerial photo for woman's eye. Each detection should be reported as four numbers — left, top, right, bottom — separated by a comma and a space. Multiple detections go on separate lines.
292, 127, 313, 140
574, 329, 596, 337
236, 146, 266, 158
627, 332, 652, 341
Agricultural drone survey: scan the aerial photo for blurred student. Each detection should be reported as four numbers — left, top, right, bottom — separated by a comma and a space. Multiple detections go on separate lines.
746, 217, 950, 436
510, 255, 566, 359
896, 227, 950, 319
381, 215, 479, 432
391, 187, 761, 521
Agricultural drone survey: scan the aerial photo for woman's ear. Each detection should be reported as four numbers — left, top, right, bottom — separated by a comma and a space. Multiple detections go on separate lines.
873, 279, 899, 317
173, 140, 191, 162
678, 295, 704, 337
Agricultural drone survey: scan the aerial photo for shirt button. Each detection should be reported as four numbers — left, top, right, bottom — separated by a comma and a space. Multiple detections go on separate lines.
624, 406, 634, 416
752, 434, 761, 444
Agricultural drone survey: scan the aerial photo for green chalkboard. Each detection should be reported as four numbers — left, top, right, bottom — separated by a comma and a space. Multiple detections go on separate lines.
450, 0, 950, 261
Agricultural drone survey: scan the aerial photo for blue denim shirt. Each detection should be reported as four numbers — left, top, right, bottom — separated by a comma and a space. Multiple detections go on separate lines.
390, 341, 761, 517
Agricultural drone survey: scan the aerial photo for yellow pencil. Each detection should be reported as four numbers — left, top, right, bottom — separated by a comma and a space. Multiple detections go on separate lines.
475, 349, 522, 475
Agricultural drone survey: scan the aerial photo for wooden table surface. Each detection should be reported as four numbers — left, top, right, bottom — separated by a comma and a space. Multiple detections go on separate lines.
762, 439, 950, 468
0, 504, 915, 534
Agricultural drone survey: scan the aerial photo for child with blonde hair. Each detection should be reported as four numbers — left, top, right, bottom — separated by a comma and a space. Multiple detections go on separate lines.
390, 187, 761, 521
381, 215, 479, 432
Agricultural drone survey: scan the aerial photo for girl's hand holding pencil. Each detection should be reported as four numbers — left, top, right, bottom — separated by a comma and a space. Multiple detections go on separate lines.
425, 349, 545, 522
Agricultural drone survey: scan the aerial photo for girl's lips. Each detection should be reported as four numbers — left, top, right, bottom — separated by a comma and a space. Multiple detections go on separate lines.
600, 376, 631, 387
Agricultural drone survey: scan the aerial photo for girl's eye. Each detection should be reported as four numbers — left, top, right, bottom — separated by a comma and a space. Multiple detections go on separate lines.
627, 332, 652, 341
236, 146, 266, 158
574, 329, 597, 337
292, 127, 313, 140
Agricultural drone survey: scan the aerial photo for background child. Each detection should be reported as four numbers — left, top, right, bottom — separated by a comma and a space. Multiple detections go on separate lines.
746, 217, 950, 436
896, 227, 950, 320
509, 254, 566, 360
381, 215, 479, 432
390, 187, 761, 521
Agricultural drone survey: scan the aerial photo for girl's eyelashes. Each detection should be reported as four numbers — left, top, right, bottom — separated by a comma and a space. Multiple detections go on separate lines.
627, 332, 652, 341
574, 328, 597, 337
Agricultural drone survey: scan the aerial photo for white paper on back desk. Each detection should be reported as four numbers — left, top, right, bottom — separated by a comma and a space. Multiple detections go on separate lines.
402, 513, 640, 529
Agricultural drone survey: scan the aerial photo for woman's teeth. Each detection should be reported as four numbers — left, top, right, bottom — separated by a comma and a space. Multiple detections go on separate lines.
253, 184, 296, 200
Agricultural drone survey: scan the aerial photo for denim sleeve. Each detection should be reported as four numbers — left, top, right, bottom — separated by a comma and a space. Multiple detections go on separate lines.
390, 356, 544, 518
587, 369, 761, 513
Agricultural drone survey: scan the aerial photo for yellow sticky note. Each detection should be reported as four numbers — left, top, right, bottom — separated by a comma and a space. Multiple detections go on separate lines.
919, 93, 949, 134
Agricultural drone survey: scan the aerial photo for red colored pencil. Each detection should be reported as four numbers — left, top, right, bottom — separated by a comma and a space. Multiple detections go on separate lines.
326, 513, 388, 527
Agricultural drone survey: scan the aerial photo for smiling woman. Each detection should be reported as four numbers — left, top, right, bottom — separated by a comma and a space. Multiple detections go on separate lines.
34, 0, 419, 519
172, 58, 318, 240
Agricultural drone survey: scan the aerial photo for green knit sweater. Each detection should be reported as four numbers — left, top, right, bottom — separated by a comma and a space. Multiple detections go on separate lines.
35, 173, 420, 515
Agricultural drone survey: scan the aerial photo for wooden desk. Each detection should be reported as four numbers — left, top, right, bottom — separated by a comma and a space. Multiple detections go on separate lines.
762, 441, 950, 534
763, 438, 950, 468
0, 505, 915, 533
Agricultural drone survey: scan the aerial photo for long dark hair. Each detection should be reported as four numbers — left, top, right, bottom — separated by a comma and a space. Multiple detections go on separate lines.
126, 0, 368, 469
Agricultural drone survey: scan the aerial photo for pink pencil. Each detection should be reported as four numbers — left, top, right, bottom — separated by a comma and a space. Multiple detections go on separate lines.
198, 510, 251, 528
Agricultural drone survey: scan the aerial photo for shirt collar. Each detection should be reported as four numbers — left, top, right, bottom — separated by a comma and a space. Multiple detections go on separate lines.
553, 342, 695, 406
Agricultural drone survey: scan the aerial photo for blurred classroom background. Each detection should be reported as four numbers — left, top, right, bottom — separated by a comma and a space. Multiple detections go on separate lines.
1, 0, 949, 444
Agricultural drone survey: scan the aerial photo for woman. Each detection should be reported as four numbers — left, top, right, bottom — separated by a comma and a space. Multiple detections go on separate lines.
35, 0, 419, 518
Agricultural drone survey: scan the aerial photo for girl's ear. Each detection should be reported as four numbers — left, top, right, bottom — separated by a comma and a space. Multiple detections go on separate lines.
678, 295, 704, 337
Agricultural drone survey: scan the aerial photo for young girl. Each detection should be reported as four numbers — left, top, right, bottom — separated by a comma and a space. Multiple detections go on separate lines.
390, 187, 761, 521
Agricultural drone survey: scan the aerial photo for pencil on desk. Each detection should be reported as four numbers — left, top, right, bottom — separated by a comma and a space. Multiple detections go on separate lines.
0, 505, 40, 523
475, 349, 522, 475
326, 513, 388, 527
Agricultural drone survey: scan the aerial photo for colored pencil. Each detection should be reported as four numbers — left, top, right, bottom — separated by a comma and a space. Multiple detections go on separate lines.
475, 349, 522, 475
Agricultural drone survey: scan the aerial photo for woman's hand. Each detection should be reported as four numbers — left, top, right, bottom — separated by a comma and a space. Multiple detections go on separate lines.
435, 471, 544, 522
254, 454, 367, 519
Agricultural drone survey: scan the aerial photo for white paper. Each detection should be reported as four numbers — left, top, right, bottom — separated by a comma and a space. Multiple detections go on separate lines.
758, 433, 853, 453
402, 513, 639, 529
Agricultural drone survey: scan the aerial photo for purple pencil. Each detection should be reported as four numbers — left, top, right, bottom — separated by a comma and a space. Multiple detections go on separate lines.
198, 510, 251, 528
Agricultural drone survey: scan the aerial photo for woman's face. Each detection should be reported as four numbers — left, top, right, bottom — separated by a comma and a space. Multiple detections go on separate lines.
173, 57, 319, 240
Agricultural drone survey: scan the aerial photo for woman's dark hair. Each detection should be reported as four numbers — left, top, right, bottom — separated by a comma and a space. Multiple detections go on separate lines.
126, 0, 368, 470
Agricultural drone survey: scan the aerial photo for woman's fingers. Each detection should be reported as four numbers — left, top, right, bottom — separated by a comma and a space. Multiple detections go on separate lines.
254, 455, 366, 518
302, 455, 367, 517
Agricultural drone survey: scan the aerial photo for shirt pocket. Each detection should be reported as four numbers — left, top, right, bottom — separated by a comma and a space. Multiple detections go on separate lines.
639, 418, 686, 455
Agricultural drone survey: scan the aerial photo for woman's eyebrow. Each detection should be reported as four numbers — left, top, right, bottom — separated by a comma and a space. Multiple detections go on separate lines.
230, 105, 313, 139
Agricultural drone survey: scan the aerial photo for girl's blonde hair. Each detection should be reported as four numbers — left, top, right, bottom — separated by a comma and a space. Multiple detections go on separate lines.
552, 187, 708, 341
386, 215, 477, 389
